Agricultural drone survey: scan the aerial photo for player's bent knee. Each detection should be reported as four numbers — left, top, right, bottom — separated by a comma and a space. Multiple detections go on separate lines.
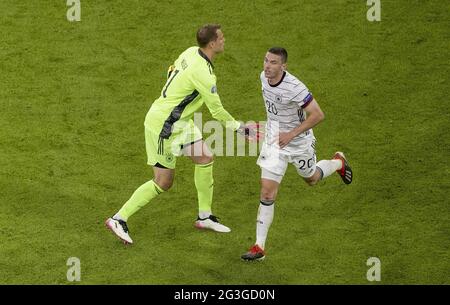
202, 154, 214, 164
154, 178, 173, 191
261, 189, 276, 201
305, 177, 319, 186
194, 154, 213, 165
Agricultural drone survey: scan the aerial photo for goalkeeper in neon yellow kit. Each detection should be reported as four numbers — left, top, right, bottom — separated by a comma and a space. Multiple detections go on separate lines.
106, 24, 248, 244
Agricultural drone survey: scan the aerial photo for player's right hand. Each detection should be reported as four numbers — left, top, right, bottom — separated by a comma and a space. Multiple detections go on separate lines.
237, 123, 264, 142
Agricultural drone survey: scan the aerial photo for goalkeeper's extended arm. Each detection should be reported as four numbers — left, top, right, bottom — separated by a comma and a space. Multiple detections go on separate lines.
190, 69, 241, 131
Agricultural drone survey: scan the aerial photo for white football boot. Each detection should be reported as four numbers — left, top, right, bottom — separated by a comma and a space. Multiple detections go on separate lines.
194, 215, 231, 233
105, 218, 133, 244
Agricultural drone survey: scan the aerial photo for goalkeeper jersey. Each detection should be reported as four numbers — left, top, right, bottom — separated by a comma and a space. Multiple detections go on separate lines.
145, 46, 240, 140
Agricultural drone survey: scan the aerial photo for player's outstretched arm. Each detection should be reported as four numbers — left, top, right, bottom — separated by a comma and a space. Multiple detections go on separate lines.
190, 68, 241, 131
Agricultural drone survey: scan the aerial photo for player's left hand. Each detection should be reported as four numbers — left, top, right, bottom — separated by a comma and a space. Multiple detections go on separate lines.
278, 131, 295, 148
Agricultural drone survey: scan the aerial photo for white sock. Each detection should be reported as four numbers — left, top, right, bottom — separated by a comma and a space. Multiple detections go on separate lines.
256, 200, 274, 250
113, 213, 125, 221
199, 211, 211, 219
317, 159, 342, 179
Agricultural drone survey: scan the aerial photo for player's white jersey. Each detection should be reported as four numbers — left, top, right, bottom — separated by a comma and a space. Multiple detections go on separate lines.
260, 70, 315, 152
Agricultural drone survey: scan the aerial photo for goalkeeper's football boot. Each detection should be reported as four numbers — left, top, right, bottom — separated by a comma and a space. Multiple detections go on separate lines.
333, 152, 353, 184
194, 215, 231, 233
241, 244, 265, 261
105, 217, 133, 244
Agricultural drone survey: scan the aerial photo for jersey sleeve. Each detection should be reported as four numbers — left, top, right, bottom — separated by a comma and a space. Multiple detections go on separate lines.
190, 66, 240, 130
290, 83, 314, 108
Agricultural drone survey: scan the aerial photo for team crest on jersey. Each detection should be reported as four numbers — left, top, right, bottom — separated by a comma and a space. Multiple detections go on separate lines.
275, 95, 282, 102
211, 85, 217, 94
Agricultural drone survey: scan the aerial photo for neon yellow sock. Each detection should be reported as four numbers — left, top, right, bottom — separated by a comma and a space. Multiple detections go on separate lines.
117, 180, 164, 221
194, 161, 214, 214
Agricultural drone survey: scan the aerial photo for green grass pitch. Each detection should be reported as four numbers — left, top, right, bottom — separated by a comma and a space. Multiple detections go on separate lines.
0, 0, 448, 284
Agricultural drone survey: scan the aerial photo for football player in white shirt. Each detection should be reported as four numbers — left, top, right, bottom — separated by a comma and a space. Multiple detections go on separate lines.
242, 47, 353, 261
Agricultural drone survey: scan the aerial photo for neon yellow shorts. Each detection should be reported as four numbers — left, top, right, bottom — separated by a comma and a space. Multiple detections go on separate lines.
145, 119, 203, 169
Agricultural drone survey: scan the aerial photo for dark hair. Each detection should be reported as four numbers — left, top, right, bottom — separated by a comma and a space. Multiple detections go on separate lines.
268, 47, 288, 63
197, 24, 221, 48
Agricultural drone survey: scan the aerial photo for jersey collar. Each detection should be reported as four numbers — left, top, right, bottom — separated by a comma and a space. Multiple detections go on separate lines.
268, 71, 286, 87
198, 48, 214, 69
